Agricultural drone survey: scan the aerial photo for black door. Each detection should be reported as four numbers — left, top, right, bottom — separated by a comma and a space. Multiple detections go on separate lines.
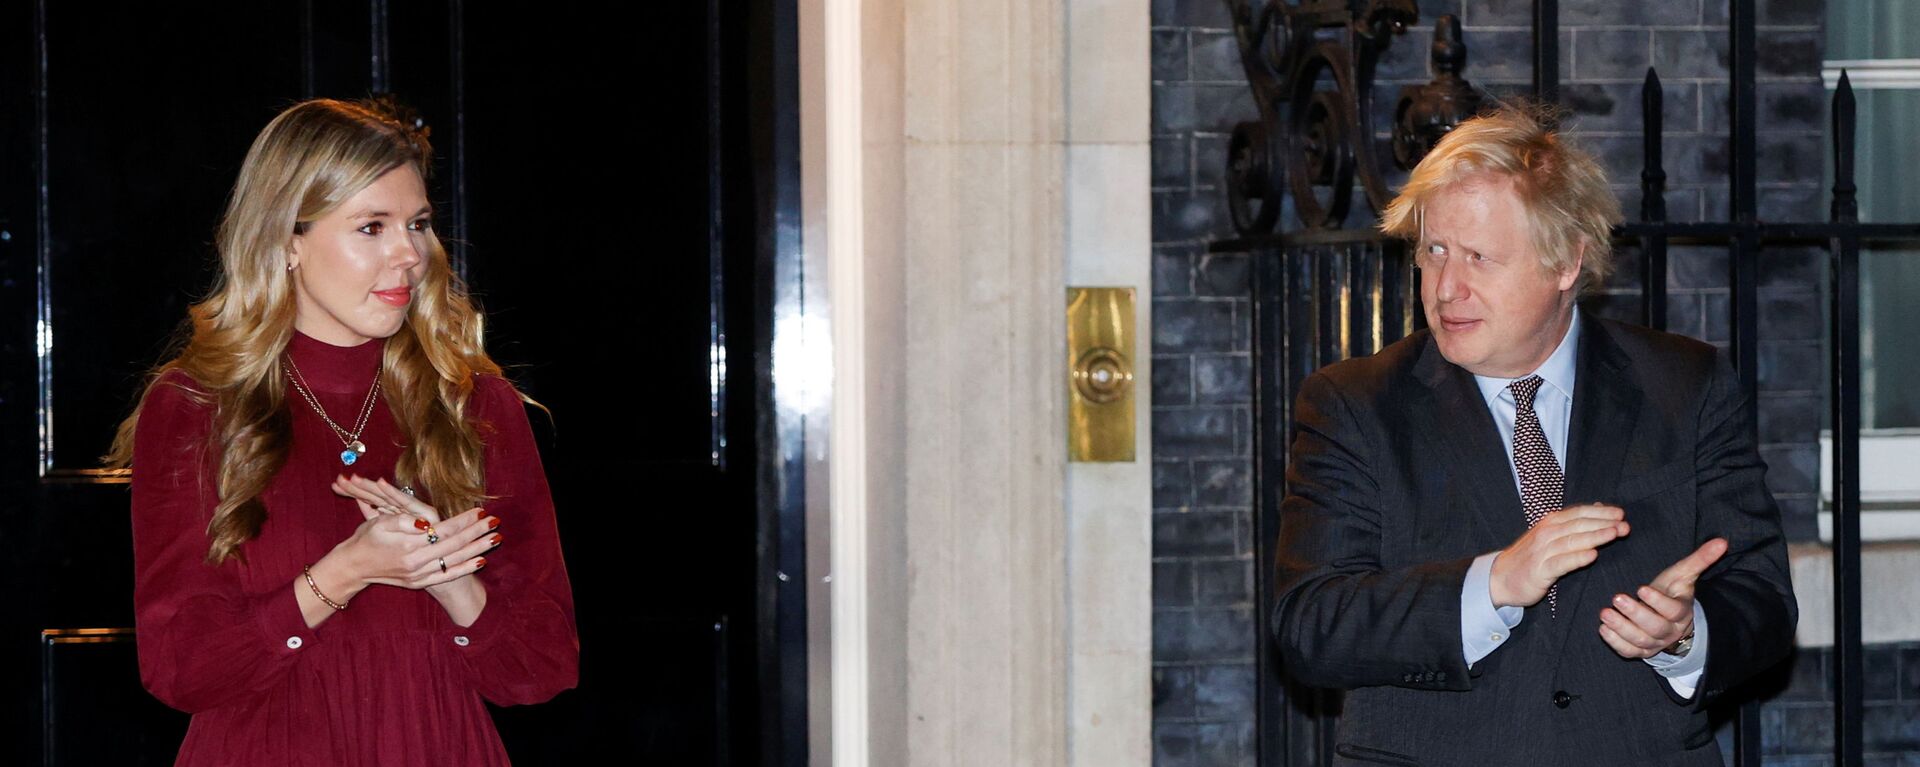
0, 2, 801, 764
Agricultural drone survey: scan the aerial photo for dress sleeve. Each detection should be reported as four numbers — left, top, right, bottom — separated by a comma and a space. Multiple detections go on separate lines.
441, 376, 580, 705
131, 372, 319, 713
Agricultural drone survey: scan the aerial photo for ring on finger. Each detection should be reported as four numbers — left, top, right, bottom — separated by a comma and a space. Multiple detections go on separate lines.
438, 558, 447, 573
425, 525, 440, 545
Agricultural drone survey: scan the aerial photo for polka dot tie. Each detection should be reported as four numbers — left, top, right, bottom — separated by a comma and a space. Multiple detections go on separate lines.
1510, 375, 1563, 614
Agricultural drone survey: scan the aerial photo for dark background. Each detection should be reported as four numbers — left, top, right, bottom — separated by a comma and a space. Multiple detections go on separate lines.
0, 1, 803, 764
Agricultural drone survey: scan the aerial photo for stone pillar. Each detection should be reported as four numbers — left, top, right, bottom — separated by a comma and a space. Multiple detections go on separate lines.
803, 0, 1150, 763
1064, 0, 1154, 764
894, 0, 1071, 761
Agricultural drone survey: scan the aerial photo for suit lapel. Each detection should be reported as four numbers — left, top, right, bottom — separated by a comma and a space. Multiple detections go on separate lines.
1562, 316, 1642, 512
1407, 335, 1527, 553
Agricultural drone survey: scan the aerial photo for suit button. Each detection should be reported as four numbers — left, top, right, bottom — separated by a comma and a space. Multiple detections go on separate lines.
1553, 690, 1573, 709
1402, 674, 1414, 683
1435, 671, 1446, 682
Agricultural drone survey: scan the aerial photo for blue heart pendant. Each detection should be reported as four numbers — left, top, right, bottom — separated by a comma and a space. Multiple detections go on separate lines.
341, 449, 360, 466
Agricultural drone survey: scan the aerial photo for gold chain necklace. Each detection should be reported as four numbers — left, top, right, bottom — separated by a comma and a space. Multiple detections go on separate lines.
284, 358, 383, 466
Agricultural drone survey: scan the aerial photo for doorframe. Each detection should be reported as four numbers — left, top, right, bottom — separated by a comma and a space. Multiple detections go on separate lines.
755, 0, 814, 764
795, 0, 862, 763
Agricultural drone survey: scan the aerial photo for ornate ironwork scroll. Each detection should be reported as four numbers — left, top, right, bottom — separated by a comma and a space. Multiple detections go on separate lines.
1224, 2, 1485, 235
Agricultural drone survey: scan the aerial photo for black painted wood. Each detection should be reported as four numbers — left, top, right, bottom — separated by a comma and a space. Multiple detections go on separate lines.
39, 1, 301, 477
0, 2, 799, 764
753, 0, 811, 761
40, 631, 187, 767
429, 3, 771, 763
6, 4, 311, 761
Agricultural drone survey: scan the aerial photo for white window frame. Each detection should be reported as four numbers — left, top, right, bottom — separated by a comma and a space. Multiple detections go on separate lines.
1818, 430, 1920, 542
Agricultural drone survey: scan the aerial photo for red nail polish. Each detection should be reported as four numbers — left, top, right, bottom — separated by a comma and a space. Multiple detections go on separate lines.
474, 557, 487, 570
491, 533, 503, 547
487, 517, 500, 530
414, 518, 430, 531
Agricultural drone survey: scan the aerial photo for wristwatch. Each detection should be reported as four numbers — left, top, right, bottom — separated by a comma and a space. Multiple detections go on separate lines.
1664, 627, 1696, 658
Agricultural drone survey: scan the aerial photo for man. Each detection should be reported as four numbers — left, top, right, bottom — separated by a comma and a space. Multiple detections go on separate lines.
1270, 105, 1796, 766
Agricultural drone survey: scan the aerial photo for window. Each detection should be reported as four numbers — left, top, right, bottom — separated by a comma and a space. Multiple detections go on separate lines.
1822, 1, 1920, 540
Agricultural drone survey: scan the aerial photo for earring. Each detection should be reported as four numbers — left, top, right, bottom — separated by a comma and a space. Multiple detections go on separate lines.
287, 262, 296, 272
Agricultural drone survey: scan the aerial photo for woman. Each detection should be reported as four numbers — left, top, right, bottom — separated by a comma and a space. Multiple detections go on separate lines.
108, 98, 577, 765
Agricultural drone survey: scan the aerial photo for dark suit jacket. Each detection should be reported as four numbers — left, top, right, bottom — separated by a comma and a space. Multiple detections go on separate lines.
1271, 313, 1796, 767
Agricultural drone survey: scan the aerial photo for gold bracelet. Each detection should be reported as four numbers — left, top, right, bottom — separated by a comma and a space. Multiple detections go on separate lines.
303, 564, 349, 611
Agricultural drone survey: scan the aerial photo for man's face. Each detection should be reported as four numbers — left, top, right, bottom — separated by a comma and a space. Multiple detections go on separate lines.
1416, 173, 1579, 378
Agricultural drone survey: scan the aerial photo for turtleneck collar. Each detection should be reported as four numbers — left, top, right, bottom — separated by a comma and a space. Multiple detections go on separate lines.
286, 330, 386, 394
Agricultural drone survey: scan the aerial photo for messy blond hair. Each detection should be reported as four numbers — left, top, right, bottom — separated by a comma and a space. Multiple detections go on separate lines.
108, 98, 507, 564
1380, 102, 1622, 296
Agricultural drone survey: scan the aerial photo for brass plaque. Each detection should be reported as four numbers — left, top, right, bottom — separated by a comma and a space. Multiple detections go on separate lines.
1068, 287, 1136, 462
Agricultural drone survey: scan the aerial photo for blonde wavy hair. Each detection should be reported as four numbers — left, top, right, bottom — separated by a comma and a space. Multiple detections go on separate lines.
108, 97, 509, 564
1379, 101, 1622, 297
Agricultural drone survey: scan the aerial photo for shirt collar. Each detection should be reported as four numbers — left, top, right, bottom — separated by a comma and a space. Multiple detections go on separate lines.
1472, 310, 1581, 406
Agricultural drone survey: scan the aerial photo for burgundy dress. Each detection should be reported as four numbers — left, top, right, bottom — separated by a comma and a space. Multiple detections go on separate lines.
130, 332, 578, 766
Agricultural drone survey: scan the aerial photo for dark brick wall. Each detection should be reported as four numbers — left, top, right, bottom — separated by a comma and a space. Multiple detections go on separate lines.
1148, 1, 1863, 764
1150, 2, 1256, 762
1756, 641, 1920, 764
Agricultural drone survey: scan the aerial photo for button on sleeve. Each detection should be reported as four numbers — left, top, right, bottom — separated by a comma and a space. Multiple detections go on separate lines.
1461, 552, 1523, 668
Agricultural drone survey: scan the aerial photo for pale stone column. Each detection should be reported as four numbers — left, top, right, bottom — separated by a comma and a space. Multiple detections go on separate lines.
804, 0, 1150, 764
1062, 0, 1153, 763
895, 2, 1070, 765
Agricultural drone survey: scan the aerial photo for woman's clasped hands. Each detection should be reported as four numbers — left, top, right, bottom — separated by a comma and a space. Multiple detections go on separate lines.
327, 475, 501, 592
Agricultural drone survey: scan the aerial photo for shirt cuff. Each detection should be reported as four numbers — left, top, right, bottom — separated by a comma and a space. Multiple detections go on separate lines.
255, 580, 319, 656
1461, 552, 1525, 667
1644, 601, 1709, 698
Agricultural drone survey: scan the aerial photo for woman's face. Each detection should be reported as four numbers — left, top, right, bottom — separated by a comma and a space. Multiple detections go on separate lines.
288, 166, 433, 347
